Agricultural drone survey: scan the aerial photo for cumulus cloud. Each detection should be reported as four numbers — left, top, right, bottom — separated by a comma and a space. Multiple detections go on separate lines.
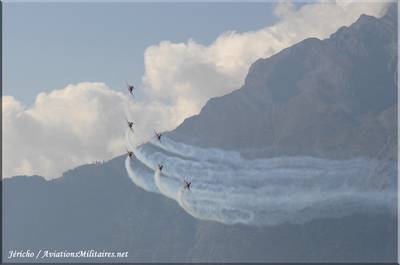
3, 1, 391, 179
2, 83, 165, 178
142, 0, 389, 123
3, 83, 123, 178
2, 82, 200, 179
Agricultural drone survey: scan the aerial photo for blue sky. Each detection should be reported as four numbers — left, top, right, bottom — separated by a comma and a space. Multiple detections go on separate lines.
5, 1, 387, 179
4, 2, 280, 105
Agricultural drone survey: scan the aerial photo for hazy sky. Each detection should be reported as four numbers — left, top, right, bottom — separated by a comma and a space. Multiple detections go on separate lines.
3, 1, 390, 179
4, 2, 278, 105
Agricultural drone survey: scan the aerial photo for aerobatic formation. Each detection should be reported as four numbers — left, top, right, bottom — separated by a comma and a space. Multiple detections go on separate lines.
122, 81, 396, 226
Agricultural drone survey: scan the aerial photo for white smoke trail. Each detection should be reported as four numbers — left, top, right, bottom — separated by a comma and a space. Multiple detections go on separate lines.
124, 129, 161, 192
176, 187, 252, 224
135, 143, 392, 193
123, 102, 200, 216
144, 136, 397, 225
177, 188, 204, 220
154, 165, 246, 223
150, 137, 241, 164
125, 156, 153, 192
154, 169, 177, 200
126, 129, 396, 225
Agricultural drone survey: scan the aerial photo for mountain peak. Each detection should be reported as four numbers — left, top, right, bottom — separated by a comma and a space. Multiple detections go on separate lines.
170, 10, 397, 159
383, 3, 397, 22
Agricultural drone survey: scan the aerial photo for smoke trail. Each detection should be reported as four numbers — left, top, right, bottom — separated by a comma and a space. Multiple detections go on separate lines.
124, 129, 161, 192
154, 165, 215, 222
134, 142, 394, 193
154, 169, 177, 200
154, 167, 243, 223
152, 156, 254, 224
154, 167, 221, 222
175, 187, 252, 224
125, 156, 153, 192
149, 136, 379, 174
177, 188, 204, 220
149, 137, 241, 164
126, 130, 396, 226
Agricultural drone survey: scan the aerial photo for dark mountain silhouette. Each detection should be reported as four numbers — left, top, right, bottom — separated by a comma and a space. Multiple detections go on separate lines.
170, 5, 397, 161
3, 5, 397, 263
3, 157, 397, 263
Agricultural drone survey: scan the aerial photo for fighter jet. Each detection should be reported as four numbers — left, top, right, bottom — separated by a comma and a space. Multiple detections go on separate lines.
125, 118, 134, 131
126, 149, 134, 159
157, 163, 164, 172
154, 130, 162, 141
183, 179, 192, 191
126, 81, 135, 96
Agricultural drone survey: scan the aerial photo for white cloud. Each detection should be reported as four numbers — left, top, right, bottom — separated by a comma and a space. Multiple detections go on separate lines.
2, 82, 197, 179
142, 0, 389, 123
2, 83, 162, 178
3, 1, 391, 179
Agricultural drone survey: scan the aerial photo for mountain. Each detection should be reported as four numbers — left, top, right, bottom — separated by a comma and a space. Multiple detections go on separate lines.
170, 5, 397, 161
3, 6, 397, 263
3, 157, 397, 263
